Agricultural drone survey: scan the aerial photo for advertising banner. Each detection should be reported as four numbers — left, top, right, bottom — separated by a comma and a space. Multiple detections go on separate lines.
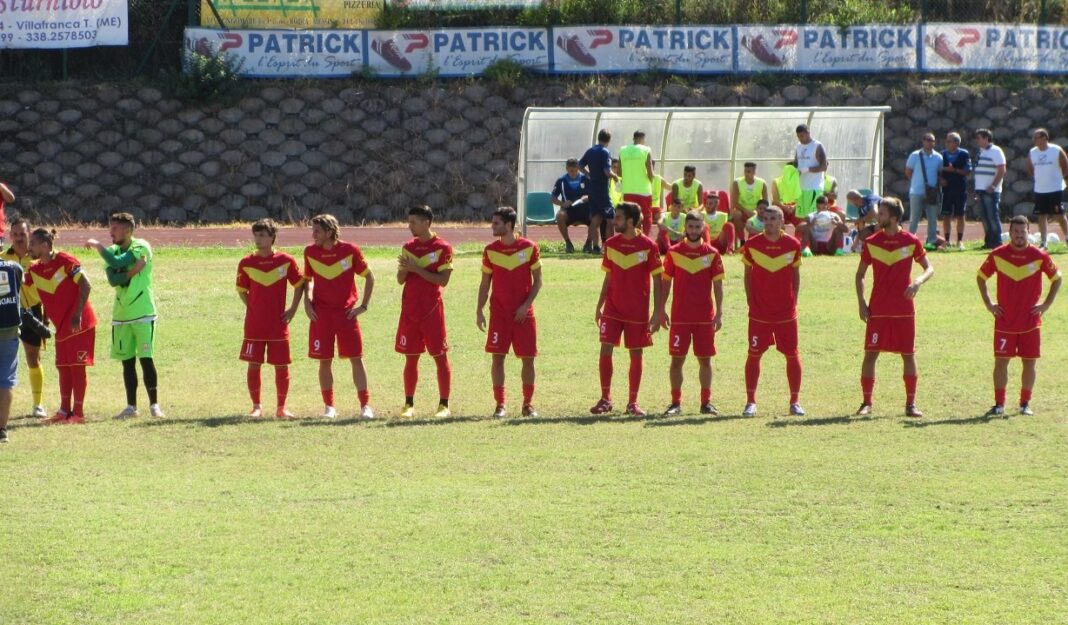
922, 23, 1068, 74
201, 0, 381, 29
736, 25, 917, 73
185, 27, 366, 77
388, 0, 542, 7
0, 0, 128, 49
366, 27, 549, 77
552, 26, 733, 74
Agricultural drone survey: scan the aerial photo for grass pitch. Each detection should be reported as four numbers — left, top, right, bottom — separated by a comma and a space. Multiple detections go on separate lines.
1, 242, 1066, 624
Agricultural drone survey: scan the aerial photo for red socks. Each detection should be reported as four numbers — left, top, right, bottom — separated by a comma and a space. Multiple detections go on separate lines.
58, 366, 72, 414
671, 387, 682, 404
994, 387, 1006, 406
522, 384, 534, 406
700, 387, 711, 404
276, 366, 290, 409
247, 367, 261, 405
493, 385, 505, 405
403, 355, 419, 397
1020, 388, 1032, 405
71, 367, 87, 417
904, 375, 918, 405
744, 355, 761, 403
433, 354, 451, 400
358, 389, 370, 408
321, 389, 334, 407
628, 351, 642, 404
786, 355, 802, 404
599, 355, 613, 400
861, 376, 875, 404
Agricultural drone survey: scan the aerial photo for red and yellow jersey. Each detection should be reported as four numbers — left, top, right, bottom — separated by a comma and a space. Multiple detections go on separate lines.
861, 230, 926, 318
401, 234, 453, 317
663, 240, 724, 324
978, 244, 1061, 333
1, 247, 40, 308
236, 251, 304, 341
481, 237, 541, 319
25, 251, 96, 341
741, 233, 802, 323
601, 233, 662, 323
303, 241, 369, 311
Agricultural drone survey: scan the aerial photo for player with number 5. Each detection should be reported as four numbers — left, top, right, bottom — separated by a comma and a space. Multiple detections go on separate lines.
855, 197, 934, 418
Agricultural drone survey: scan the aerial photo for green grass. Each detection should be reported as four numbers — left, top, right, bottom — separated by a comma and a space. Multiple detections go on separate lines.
1, 243, 1067, 624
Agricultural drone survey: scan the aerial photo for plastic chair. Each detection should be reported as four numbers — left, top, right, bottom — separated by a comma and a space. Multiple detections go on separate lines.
525, 192, 557, 225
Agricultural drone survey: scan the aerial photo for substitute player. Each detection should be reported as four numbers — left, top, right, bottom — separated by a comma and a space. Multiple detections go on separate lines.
700, 191, 736, 255
86, 213, 163, 419
730, 162, 768, 248
672, 166, 705, 211
27, 229, 95, 425
3, 219, 47, 418
476, 207, 542, 419
741, 206, 804, 417
977, 215, 1061, 416
397, 205, 454, 419
855, 197, 934, 417
237, 219, 306, 419
660, 211, 724, 416
303, 214, 374, 420
592, 201, 664, 417
619, 130, 656, 235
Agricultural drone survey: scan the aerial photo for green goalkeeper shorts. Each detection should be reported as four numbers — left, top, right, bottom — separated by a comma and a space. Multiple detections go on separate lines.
111, 321, 155, 360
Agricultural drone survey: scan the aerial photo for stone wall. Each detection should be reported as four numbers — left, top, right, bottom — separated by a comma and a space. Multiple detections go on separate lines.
1, 78, 1064, 225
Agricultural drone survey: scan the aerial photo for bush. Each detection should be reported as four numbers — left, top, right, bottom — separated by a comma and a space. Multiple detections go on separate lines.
172, 50, 245, 102
483, 58, 530, 89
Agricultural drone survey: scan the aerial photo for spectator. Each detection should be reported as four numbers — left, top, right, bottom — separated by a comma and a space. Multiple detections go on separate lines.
940, 131, 972, 251
746, 199, 770, 237
974, 128, 1007, 249
578, 129, 618, 254
730, 162, 768, 247
672, 165, 705, 211
551, 158, 596, 254
801, 196, 848, 256
846, 189, 882, 252
1026, 127, 1068, 249
906, 132, 946, 249
700, 191, 735, 255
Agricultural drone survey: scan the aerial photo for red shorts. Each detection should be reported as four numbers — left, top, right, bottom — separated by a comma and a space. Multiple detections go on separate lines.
600, 316, 652, 350
748, 318, 798, 356
782, 205, 801, 226
812, 239, 835, 255
309, 307, 363, 359
865, 316, 915, 354
624, 193, 652, 215
55, 329, 95, 367
241, 338, 292, 365
486, 315, 538, 358
669, 323, 716, 357
396, 303, 449, 356
995, 328, 1040, 359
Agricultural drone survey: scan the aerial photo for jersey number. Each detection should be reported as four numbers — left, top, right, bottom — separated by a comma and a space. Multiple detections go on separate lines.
399, 335, 407, 347
751, 336, 759, 347
673, 334, 681, 347
870, 333, 879, 345
491, 332, 499, 344
998, 338, 1008, 351
313, 339, 321, 352
245, 342, 254, 355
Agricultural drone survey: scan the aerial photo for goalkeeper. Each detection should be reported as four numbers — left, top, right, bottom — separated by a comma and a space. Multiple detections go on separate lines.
85, 212, 164, 419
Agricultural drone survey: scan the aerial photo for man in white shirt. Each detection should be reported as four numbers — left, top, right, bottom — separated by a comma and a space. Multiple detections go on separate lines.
974, 128, 1007, 249
794, 124, 828, 228
1026, 128, 1068, 249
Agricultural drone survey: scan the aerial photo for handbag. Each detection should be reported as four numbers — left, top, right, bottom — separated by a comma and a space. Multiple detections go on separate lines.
920, 151, 941, 205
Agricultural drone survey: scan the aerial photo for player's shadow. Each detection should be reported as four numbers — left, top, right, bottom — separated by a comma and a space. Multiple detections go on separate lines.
133, 415, 278, 428
766, 414, 875, 428
902, 413, 1011, 428
644, 414, 754, 427
502, 412, 666, 426
4, 419, 48, 430
298, 417, 377, 427
384, 415, 485, 427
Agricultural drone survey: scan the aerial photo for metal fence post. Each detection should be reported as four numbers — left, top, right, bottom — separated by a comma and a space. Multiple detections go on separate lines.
187, 0, 197, 26
800, 0, 807, 24
1040, 0, 1048, 24
675, 0, 681, 25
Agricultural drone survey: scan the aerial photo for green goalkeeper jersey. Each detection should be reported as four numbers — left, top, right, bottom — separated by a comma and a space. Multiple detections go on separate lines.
109, 238, 157, 323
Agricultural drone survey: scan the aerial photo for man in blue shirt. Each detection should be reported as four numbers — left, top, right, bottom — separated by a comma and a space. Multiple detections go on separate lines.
846, 189, 881, 252
940, 131, 972, 251
0, 257, 23, 443
552, 158, 596, 253
906, 133, 946, 248
579, 129, 619, 254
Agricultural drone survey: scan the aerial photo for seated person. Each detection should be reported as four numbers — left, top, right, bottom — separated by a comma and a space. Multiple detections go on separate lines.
846, 189, 881, 252
700, 190, 735, 255
771, 161, 802, 224
823, 175, 844, 218
672, 165, 705, 210
730, 161, 768, 247
657, 195, 685, 255
801, 196, 848, 256
745, 199, 770, 237
552, 157, 598, 253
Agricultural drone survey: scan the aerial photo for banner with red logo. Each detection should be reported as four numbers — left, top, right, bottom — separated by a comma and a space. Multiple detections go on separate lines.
736, 25, 916, 73
552, 26, 733, 74
185, 27, 366, 77
366, 27, 549, 77
921, 23, 1068, 73
0, 0, 127, 49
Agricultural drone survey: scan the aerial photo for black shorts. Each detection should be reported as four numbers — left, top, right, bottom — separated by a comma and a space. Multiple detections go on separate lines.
1034, 190, 1064, 215
940, 193, 968, 218
564, 201, 591, 226
19, 305, 43, 347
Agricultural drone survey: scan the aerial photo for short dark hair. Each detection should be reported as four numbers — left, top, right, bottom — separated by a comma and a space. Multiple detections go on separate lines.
492, 206, 517, 229
976, 128, 993, 141
1010, 215, 1030, 228
879, 197, 904, 222
31, 228, 56, 247
409, 204, 434, 223
1033, 128, 1050, 139
683, 165, 696, 174
110, 212, 136, 229
611, 157, 620, 165
744, 162, 757, 169
617, 201, 641, 227
8, 217, 31, 232
796, 124, 809, 134
252, 218, 278, 242
310, 214, 339, 240
816, 195, 828, 205
757, 199, 770, 208
684, 210, 703, 224
633, 130, 645, 140
565, 157, 579, 168
598, 129, 611, 143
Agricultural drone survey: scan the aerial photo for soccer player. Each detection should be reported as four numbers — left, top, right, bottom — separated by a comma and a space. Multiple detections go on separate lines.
476, 207, 542, 419
855, 197, 934, 418
85, 213, 163, 419
730, 162, 768, 247
741, 206, 804, 417
27, 229, 96, 425
619, 130, 656, 235
660, 211, 724, 416
2, 219, 47, 418
977, 216, 1061, 416
745, 199, 769, 237
801, 196, 848, 256
237, 219, 306, 419
303, 214, 374, 420
700, 191, 736, 255
397, 205, 454, 419
592, 201, 664, 416
672, 165, 705, 211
